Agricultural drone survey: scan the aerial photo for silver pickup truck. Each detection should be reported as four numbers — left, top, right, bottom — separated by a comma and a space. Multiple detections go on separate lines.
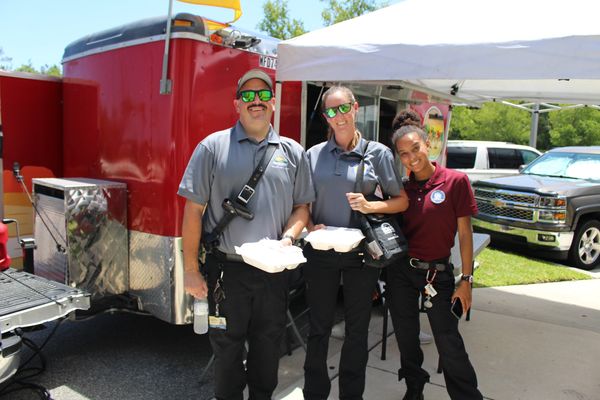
471, 146, 600, 270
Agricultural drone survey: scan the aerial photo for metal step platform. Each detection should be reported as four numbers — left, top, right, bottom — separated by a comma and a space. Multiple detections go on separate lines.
1, 268, 90, 331
1, 268, 91, 384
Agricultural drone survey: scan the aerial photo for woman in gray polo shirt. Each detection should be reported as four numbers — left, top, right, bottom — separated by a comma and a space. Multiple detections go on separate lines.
303, 86, 409, 400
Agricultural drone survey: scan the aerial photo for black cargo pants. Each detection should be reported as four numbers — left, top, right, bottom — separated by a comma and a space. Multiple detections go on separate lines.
205, 254, 289, 400
302, 245, 380, 400
385, 258, 483, 400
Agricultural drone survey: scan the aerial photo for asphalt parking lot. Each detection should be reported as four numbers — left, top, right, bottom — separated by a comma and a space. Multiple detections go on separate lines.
4, 312, 215, 400
3, 289, 315, 400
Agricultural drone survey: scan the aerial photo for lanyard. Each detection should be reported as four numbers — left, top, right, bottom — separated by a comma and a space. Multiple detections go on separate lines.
423, 269, 438, 309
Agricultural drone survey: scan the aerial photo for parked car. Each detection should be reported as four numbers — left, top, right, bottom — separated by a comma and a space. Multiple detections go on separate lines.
446, 140, 542, 182
472, 146, 600, 270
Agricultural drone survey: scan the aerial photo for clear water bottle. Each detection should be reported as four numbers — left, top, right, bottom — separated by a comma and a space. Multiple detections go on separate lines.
193, 298, 209, 334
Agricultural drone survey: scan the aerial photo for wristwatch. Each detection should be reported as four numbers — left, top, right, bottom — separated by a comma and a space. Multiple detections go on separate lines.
461, 274, 474, 283
282, 234, 295, 242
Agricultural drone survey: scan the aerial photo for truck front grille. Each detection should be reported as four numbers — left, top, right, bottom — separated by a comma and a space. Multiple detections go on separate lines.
474, 189, 536, 204
477, 202, 534, 221
475, 187, 538, 223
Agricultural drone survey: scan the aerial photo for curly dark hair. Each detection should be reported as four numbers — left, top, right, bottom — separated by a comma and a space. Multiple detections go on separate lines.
391, 109, 422, 131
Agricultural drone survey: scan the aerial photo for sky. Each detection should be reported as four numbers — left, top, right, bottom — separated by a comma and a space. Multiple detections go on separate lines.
0, 0, 397, 71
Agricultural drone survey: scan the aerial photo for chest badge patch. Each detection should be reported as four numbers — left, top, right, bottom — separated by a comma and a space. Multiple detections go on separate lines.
430, 190, 446, 204
272, 155, 289, 168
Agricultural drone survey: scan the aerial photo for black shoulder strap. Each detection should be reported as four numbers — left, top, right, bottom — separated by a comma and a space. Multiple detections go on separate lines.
351, 140, 369, 226
354, 140, 370, 193
235, 142, 278, 205
206, 142, 278, 247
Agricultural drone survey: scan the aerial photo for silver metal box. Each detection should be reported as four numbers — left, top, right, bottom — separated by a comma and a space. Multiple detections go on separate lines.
33, 178, 128, 299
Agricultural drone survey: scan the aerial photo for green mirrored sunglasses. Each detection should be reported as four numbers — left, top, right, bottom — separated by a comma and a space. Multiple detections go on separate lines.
238, 89, 273, 103
324, 102, 353, 118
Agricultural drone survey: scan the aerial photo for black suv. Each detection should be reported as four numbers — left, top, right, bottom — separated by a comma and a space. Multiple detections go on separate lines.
472, 146, 600, 270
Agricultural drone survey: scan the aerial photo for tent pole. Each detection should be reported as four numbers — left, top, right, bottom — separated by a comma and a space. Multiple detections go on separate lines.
529, 103, 540, 148
441, 105, 453, 167
274, 81, 282, 133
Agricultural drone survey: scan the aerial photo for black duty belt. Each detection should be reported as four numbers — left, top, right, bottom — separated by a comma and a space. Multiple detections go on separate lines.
211, 249, 245, 263
408, 257, 450, 272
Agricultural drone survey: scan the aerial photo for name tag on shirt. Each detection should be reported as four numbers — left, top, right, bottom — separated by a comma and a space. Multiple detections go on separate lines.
374, 185, 384, 200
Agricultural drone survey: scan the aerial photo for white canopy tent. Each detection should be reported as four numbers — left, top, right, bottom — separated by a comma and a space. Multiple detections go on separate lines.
275, 0, 600, 266
276, 0, 600, 106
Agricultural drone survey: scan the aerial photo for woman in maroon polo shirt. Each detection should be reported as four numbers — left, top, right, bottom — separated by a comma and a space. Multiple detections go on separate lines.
387, 124, 483, 400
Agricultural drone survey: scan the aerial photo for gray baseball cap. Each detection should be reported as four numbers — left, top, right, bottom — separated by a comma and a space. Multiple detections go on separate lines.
236, 68, 273, 95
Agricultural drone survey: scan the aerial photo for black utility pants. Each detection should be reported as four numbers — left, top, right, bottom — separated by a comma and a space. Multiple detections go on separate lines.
386, 258, 483, 400
302, 246, 380, 400
205, 254, 289, 400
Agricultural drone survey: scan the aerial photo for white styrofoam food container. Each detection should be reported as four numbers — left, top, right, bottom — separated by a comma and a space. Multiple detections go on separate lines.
303, 226, 365, 252
235, 239, 307, 273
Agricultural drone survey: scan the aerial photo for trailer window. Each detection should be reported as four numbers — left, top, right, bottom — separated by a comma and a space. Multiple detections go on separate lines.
378, 98, 396, 149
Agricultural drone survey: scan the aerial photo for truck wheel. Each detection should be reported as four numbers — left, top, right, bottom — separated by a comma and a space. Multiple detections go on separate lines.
569, 219, 600, 270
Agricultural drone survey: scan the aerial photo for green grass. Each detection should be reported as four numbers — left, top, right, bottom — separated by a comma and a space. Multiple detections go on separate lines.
473, 247, 592, 288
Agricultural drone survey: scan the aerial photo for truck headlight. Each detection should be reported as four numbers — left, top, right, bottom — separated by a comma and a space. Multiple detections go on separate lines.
538, 210, 567, 222
539, 196, 566, 207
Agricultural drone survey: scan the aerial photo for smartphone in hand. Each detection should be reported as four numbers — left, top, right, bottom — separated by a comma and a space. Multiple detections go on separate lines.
450, 298, 463, 320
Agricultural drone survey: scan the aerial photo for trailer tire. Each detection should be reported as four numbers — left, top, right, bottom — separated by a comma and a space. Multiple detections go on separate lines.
568, 219, 600, 270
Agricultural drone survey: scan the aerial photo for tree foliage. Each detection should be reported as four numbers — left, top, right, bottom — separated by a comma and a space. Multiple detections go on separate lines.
40, 64, 61, 77
14, 62, 37, 74
548, 107, 600, 146
321, 0, 384, 26
451, 103, 600, 150
257, 0, 386, 39
257, 0, 306, 40
450, 103, 532, 144
13, 61, 61, 76
0, 48, 61, 76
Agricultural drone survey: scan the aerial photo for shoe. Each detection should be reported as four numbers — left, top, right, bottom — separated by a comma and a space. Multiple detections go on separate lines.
331, 320, 345, 339
403, 391, 424, 400
403, 377, 426, 400
419, 331, 433, 345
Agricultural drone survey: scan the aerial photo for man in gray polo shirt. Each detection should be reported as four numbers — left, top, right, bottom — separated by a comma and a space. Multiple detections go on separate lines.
178, 68, 314, 400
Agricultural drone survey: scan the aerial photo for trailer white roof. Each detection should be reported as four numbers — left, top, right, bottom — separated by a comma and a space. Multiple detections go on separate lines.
276, 0, 600, 104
